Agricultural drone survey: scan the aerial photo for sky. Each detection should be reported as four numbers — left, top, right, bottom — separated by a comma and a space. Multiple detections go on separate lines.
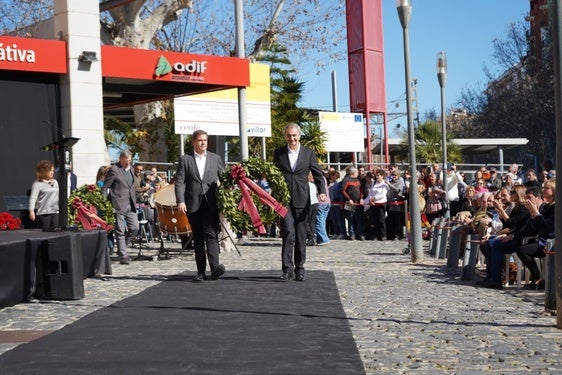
298, 0, 531, 136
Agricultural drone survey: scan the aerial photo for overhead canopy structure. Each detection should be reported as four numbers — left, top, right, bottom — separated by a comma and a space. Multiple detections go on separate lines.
101, 46, 250, 126
449, 138, 529, 153
373, 137, 529, 160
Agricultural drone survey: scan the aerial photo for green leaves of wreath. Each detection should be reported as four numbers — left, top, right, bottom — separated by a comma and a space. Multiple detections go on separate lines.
217, 158, 290, 233
68, 184, 116, 229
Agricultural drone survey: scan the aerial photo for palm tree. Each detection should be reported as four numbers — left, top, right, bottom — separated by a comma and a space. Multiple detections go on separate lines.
300, 119, 328, 162
241, 43, 327, 161
395, 120, 462, 164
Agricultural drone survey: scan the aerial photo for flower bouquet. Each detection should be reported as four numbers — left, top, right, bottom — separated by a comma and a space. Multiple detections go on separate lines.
0, 211, 22, 230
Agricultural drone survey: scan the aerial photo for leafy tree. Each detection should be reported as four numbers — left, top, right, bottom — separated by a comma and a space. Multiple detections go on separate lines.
454, 19, 555, 164
101, 0, 342, 162
261, 45, 327, 161
0, 0, 344, 162
396, 120, 462, 165
0, 0, 52, 35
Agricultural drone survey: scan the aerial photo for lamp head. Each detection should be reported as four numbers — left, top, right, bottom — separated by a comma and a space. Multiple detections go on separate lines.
436, 51, 447, 74
396, 0, 412, 28
78, 51, 98, 63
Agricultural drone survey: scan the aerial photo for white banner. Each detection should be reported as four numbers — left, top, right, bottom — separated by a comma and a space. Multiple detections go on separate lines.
174, 98, 271, 136
319, 112, 364, 152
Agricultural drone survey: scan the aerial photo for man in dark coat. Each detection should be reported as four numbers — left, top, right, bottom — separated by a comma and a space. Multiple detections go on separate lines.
175, 130, 225, 282
273, 123, 327, 281
103, 149, 139, 264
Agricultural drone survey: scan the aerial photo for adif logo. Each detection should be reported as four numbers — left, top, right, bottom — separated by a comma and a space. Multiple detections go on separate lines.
154, 56, 172, 77
154, 55, 208, 78
173, 60, 207, 74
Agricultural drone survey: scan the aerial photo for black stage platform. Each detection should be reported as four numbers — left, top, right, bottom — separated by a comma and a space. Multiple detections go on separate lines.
0, 229, 110, 308
0, 270, 365, 374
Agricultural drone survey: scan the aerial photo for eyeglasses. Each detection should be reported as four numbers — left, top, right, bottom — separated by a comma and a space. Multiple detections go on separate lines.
477, 182, 484, 185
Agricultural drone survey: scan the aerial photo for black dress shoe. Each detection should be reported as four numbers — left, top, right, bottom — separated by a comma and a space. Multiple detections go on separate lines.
119, 257, 131, 265
280, 272, 294, 281
524, 279, 545, 290
536, 280, 545, 290
193, 273, 205, 282
295, 274, 305, 282
210, 264, 225, 280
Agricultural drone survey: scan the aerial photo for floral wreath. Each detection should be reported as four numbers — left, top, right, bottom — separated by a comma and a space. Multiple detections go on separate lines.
217, 158, 290, 233
68, 184, 115, 229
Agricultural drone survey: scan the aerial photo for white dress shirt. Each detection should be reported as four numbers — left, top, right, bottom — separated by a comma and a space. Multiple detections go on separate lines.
194, 151, 207, 179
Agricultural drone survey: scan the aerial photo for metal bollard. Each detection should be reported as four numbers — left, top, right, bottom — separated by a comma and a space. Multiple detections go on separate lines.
446, 224, 463, 268
544, 239, 556, 310
437, 220, 451, 259
461, 234, 480, 281
429, 218, 444, 257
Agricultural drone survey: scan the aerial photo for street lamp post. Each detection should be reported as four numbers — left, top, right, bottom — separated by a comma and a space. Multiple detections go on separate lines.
396, 0, 423, 262
436, 51, 449, 219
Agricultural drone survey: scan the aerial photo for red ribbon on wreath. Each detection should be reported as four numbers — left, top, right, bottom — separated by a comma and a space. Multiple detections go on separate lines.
72, 198, 113, 231
230, 164, 288, 234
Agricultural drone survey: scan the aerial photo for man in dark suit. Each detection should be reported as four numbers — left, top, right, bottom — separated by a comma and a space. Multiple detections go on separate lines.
273, 123, 327, 281
103, 149, 139, 265
175, 130, 226, 282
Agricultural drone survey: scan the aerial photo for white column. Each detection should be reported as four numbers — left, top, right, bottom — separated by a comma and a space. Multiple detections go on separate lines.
54, 0, 107, 187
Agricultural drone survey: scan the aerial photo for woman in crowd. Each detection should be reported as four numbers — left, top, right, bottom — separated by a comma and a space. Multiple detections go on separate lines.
385, 169, 406, 241
502, 172, 515, 192
516, 180, 555, 290
477, 185, 546, 289
342, 166, 364, 240
96, 165, 110, 188
28, 160, 59, 230
423, 172, 446, 225
363, 169, 390, 241
328, 170, 346, 240
471, 168, 485, 188
474, 178, 489, 193
458, 184, 477, 216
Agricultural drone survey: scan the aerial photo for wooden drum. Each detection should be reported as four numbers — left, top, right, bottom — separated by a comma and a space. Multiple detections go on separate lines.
154, 184, 191, 235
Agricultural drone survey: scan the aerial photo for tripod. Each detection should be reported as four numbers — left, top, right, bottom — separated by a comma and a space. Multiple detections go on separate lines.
133, 209, 153, 261
219, 217, 241, 256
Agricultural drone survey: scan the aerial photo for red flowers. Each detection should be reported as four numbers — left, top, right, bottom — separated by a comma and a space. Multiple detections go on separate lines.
0, 212, 21, 230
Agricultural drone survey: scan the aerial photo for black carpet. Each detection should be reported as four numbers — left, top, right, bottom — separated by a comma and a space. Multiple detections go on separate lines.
0, 271, 365, 374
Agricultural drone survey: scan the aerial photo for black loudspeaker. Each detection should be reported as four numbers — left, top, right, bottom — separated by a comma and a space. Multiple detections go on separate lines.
36, 234, 84, 300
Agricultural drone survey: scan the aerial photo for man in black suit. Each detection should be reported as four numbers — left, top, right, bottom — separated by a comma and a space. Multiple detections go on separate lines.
103, 149, 139, 265
273, 123, 327, 281
175, 130, 225, 282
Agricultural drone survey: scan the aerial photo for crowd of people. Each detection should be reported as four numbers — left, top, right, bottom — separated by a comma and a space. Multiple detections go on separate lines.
27, 125, 555, 287
298, 161, 555, 291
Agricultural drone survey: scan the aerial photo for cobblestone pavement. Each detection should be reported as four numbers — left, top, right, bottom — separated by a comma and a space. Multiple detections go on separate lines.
1, 236, 561, 374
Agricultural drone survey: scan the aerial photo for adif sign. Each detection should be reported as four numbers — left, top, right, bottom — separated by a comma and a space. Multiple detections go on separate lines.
319, 112, 364, 152
174, 63, 271, 137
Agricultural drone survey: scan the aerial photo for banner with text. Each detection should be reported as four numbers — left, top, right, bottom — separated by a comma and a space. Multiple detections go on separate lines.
319, 112, 364, 152
174, 63, 271, 137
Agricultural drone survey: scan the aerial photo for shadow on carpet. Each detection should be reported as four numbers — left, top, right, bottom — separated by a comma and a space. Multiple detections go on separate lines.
0, 270, 365, 374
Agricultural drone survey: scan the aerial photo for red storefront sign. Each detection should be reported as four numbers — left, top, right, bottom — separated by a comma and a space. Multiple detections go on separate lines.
0, 36, 67, 74
101, 45, 250, 87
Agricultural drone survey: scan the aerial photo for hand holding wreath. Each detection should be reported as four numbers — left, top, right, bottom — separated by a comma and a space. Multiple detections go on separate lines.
217, 158, 289, 234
